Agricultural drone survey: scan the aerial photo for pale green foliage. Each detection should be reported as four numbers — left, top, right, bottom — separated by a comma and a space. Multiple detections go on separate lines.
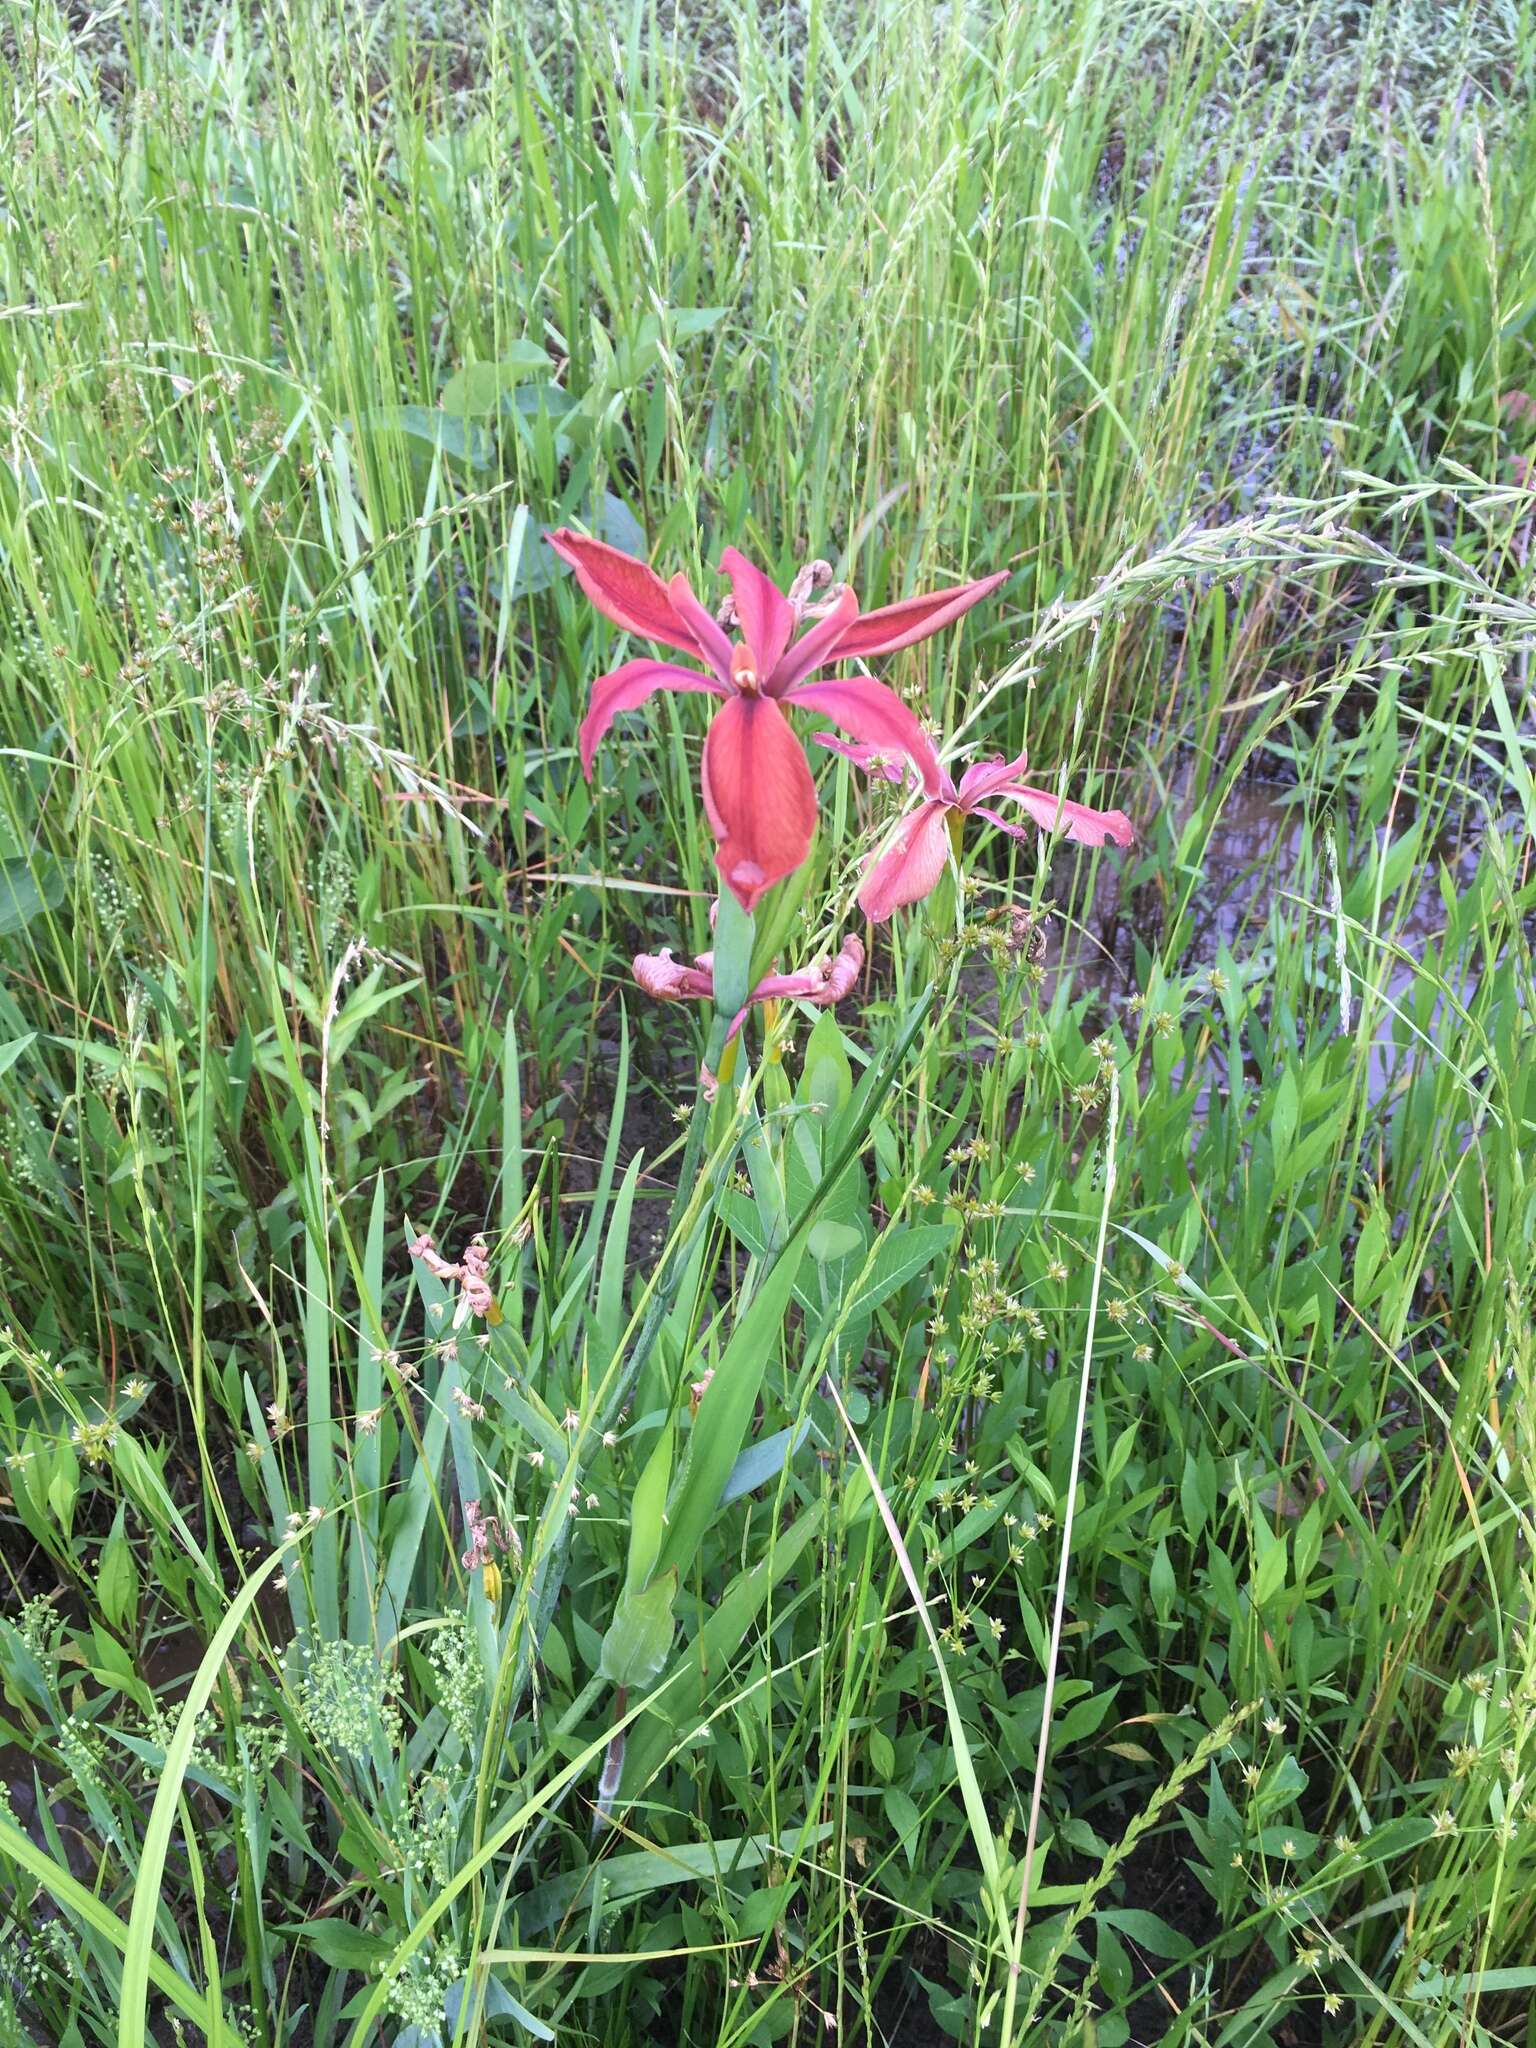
295, 1638, 403, 1762
425, 1611, 483, 1749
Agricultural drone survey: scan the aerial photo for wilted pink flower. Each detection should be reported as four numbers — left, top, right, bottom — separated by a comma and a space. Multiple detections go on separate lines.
408, 1231, 450, 1274
548, 528, 1006, 910
459, 1237, 493, 1318
462, 1499, 512, 1570
823, 741, 1133, 922
408, 1231, 495, 1318
632, 930, 864, 1042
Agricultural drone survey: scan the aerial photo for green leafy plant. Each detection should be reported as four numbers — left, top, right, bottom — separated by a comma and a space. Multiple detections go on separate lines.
2, 2, 1535, 2044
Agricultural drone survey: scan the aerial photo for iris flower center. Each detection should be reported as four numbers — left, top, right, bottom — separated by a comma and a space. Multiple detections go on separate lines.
730, 644, 761, 696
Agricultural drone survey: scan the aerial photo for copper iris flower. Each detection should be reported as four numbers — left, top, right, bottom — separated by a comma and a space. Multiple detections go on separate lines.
549, 529, 1006, 910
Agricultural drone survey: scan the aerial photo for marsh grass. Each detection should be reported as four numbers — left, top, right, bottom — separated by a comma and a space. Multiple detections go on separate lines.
1, 0, 1535, 2043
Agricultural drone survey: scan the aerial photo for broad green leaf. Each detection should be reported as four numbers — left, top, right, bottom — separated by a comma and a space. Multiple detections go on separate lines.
1149, 1535, 1175, 1626
623, 1504, 825, 1795
1251, 1522, 1288, 1608
654, 1244, 806, 1586
1054, 1685, 1117, 1748
281, 1919, 395, 1972
1104, 1420, 1138, 1488
513, 1823, 831, 1939
599, 1569, 678, 1688
0, 1616, 54, 1708
746, 851, 818, 990
523, 494, 645, 596
625, 1423, 674, 1596
0, 857, 64, 937
670, 307, 730, 338
803, 1009, 853, 1118
47, 1459, 77, 1539
710, 886, 756, 1020
808, 1218, 862, 1263
512, 381, 578, 421
1353, 1207, 1388, 1302
0, 1030, 36, 1076
1293, 1498, 1324, 1583
441, 344, 553, 414
446, 1976, 552, 2038
1096, 1919, 1133, 1999
1181, 1446, 1215, 1538
884, 1786, 920, 1868
845, 1223, 954, 1319
1407, 1966, 1536, 2001
719, 1421, 810, 1508
352, 405, 490, 467
595, 491, 645, 556
98, 1506, 139, 1632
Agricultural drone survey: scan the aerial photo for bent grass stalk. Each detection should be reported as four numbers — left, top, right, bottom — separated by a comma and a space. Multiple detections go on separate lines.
117, 1540, 296, 2048
0, 1812, 219, 2037
820, 1375, 1009, 1965
1000, 1065, 1120, 2048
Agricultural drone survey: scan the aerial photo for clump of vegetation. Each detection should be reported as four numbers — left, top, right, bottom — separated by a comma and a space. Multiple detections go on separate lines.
1, 1, 1534, 2044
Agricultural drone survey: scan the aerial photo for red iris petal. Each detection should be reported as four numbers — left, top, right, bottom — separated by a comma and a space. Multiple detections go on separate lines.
783, 674, 943, 794
856, 801, 954, 923
973, 790, 1135, 848
954, 751, 1032, 807
578, 659, 725, 777
547, 528, 703, 657
830, 569, 1009, 659
721, 547, 797, 680
701, 696, 818, 911
665, 574, 737, 684
768, 586, 860, 692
